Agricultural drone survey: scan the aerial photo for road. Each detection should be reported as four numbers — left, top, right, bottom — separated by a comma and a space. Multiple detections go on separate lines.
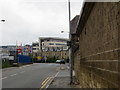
2, 63, 62, 89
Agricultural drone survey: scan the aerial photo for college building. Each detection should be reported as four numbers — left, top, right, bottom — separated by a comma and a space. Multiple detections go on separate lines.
32, 37, 69, 61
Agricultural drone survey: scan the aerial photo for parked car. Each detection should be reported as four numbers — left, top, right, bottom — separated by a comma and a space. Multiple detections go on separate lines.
56, 59, 65, 64
60, 60, 65, 64
56, 60, 61, 63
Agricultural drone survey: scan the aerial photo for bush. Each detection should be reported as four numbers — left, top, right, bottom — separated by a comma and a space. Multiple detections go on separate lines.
32, 57, 37, 63
46, 56, 59, 63
2, 59, 14, 68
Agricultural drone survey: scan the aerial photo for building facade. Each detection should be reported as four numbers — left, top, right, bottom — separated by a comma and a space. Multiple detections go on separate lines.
32, 42, 39, 57
39, 37, 68, 52
39, 37, 69, 59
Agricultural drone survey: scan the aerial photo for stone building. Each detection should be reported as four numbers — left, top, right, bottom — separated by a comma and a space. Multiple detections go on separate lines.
71, 2, 120, 88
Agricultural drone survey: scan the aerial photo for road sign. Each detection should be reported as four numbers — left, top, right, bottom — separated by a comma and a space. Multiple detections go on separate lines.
17, 49, 22, 53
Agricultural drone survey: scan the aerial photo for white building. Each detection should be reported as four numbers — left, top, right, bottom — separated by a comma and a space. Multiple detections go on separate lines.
39, 37, 69, 52
32, 42, 39, 57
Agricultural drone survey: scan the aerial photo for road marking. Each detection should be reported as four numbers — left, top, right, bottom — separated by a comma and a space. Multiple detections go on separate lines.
20, 71, 25, 73
46, 85, 49, 88
41, 77, 53, 89
1, 77, 7, 80
41, 77, 52, 88
42, 77, 50, 85
40, 71, 60, 89
45, 77, 54, 88
10, 73, 17, 77
19, 65, 30, 69
55, 71, 59, 77
45, 71, 60, 89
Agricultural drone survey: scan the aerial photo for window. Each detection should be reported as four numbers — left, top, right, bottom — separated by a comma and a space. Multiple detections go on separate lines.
49, 43, 54, 45
32, 48, 37, 50
55, 43, 65, 45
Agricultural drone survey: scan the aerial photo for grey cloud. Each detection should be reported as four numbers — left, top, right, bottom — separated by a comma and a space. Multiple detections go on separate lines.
0, 0, 83, 46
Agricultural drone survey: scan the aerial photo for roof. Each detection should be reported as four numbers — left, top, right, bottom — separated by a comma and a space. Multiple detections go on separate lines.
76, 2, 95, 36
70, 15, 80, 35
39, 37, 69, 41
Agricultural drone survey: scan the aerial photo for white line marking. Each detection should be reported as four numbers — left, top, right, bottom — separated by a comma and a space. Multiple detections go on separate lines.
1, 77, 7, 80
10, 73, 17, 76
19, 65, 30, 69
20, 71, 25, 73
55, 71, 59, 77
23, 65, 30, 67
46, 85, 49, 88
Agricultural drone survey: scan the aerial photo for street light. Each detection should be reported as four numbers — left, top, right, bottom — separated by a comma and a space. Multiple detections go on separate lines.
68, 0, 74, 84
1, 20, 5, 22
60, 0, 73, 84
61, 31, 69, 33
61, 0, 73, 84
61, 31, 64, 33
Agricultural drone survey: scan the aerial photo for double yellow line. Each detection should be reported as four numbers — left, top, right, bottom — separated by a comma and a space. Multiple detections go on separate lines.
41, 77, 53, 89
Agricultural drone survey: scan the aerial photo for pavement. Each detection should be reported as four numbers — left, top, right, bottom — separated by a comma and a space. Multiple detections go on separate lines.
48, 64, 78, 89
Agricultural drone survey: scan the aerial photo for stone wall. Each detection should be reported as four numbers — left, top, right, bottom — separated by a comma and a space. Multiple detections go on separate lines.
73, 2, 120, 88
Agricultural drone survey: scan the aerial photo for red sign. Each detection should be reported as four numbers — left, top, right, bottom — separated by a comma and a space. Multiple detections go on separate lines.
17, 49, 22, 53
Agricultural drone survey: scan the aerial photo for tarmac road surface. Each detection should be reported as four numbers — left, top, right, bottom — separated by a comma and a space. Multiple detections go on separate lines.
2, 63, 61, 89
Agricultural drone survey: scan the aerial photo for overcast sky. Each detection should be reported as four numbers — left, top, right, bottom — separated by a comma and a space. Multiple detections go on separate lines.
0, 0, 83, 46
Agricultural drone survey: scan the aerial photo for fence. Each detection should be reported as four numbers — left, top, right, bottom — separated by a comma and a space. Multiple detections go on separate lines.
17, 55, 32, 63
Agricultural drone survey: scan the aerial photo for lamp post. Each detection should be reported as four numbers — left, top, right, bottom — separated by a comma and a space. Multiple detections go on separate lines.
68, 0, 73, 84
61, 0, 73, 84
1, 20, 5, 22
